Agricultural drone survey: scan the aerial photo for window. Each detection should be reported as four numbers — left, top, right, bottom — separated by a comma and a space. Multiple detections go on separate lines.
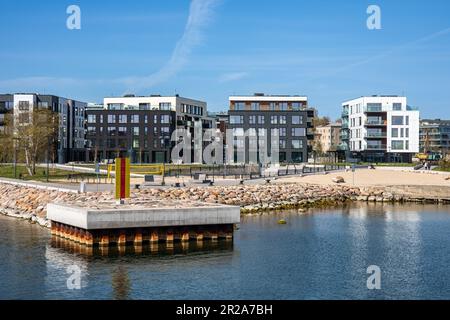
279, 128, 286, 137
159, 103, 171, 111
153, 115, 158, 124
107, 115, 116, 123
133, 127, 140, 136
279, 102, 288, 111
88, 115, 96, 123
279, 116, 287, 125
392, 128, 398, 138
271, 116, 278, 124
130, 115, 139, 123
108, 127, 117, 136
118, 127, 127, 136
161, 115, 171, 124
161, 127, 170, 136
248, 128, 257, 137
258, 128, 266, 136
108, 103, 124, 110
279, 139, 286, 149
230, 115, 244, 124
392, 116, 404, 125
249, 115, 256, 124
38, 101, 49, 108
292, 128, 306, 137
271, 128, 279, 137
400, 128, 404, 138
234, 102, 245, 111
391, 140, 404, 150
269, 103, 277, 111
251, 102, 260, 111
393, 103, 402, 111
292, 115, 303, 125
133, 138, 140, 148
87, 126, 96, 135
406, 140, 409, 150
292, 140, 303, 149
406, 128, 409, 138
18, 101, 30, 111
258, 115, 265, 124
292, 102, 302, 110
406, 116, 409, 126
118, 115, 127, 123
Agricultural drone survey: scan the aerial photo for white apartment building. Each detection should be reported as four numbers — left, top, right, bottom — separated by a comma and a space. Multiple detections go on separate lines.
341, 96, 420, 162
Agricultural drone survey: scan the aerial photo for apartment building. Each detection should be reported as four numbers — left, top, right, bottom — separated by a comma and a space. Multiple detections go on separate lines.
228, 94, 315, 164
341, 96, 420, 163
420, 119, 450, 155
315, 123, 342, 153
0, 93, 86, 163
85, 95, 214, 163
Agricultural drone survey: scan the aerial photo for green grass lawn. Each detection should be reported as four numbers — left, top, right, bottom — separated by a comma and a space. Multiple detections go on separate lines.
0, 164, 106, 182
433, 167, 450, 172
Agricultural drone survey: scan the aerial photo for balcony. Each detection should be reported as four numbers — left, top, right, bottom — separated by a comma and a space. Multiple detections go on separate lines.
341, 122, 349, 129
364, 106, 384, 113
365, 132, 387, 138
365, 120, 387, 126
340, 132, 349, 140
366, 144, 387, 150
341, 110, 349, 117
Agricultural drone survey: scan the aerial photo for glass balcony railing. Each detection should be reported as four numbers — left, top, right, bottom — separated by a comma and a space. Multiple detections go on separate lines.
341, 110, 349, 117
365, 132, 387, 138
365, 119, 387, 126
364, 106, 383, 112
367, 144, 387, 150
341, 122, 349, 129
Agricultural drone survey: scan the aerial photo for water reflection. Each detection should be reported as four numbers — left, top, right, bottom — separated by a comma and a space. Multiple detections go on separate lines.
49, 237, 234, 258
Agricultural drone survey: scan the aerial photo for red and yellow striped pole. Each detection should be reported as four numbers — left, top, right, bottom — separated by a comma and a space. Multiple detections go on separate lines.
115, 158, 130, 200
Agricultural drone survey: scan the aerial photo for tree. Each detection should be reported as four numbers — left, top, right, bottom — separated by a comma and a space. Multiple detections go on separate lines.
0, 113, 14, 163
13, 108, 59, 176
313, 116, 331, 127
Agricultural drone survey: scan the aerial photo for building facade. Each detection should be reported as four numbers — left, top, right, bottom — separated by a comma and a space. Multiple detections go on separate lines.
228, 94, 315, 164
420, 119, 450, 155
0, 93, 86, 163
85, 95, 214, 163
341, 96, 420, 163
315, 123, 342, 153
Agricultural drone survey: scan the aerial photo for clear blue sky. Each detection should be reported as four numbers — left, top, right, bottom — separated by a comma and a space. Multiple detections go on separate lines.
1, 0, 449, 120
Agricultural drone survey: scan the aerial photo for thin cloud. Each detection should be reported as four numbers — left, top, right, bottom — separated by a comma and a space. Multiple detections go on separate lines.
219, 72, 249, 82
122, 0, 220, 91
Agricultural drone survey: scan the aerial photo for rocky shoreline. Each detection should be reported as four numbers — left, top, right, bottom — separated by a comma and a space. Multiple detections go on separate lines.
1, 182, 449, 228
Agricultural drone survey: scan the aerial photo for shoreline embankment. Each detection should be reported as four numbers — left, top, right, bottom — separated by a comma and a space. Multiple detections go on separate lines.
1, 179, 450, 228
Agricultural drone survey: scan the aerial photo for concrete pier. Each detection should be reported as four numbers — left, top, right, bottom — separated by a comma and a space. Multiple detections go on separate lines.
47, 200, 240, 247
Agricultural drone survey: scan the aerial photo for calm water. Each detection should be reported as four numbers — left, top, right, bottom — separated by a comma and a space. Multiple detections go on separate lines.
1, 203, 450, 300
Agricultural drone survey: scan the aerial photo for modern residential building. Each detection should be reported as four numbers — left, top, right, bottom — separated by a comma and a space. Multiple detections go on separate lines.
314, 123, 342, 153
420, 119, 450, 155
0, 93, 87, 163
228, 93, 315, 164
341, 96, 420, 163
85, 95, 214, 163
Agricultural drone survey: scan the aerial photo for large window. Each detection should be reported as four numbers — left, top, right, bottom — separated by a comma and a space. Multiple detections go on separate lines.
87, 115, 96, 123
118, 115, 127, 123
391, 140, 404, 150
271, 116, 278, 124
392, 128, 399, 138
87, 126, 96, 135
292, 115, 303, 125
258, 115, 265, 124
279, 116, 287, 125
130, 115, 139, 123
118, 127, 127, 136
161, 115, 171, 124
251, 102, 260, 111
107, 115, 116, 123
269, 103, 277, 111
292, 128, 306, 137
392, 116, 404, 125
230, 115, 244, 124
249, 115, 256, 124
234, 102, 245, 111
18, 101, 30, 111
292, 102, 302, 111
292, 140, 303, 149
279, 102, 288, 111
133, 127, 140, 136
159, 103, 171, 111
393, 103, 402, 111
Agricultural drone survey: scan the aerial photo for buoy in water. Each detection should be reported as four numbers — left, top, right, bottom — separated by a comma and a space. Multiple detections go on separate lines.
278, 219, 287, 225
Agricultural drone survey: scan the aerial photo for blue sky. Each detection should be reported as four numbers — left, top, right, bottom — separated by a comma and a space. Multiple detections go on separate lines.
0, 0, 450, 119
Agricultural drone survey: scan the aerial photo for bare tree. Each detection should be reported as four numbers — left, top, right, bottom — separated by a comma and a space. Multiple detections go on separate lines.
14, 108, 58, 176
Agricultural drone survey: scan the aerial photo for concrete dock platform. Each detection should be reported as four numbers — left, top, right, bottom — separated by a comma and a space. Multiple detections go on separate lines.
47, 199, 240, 247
